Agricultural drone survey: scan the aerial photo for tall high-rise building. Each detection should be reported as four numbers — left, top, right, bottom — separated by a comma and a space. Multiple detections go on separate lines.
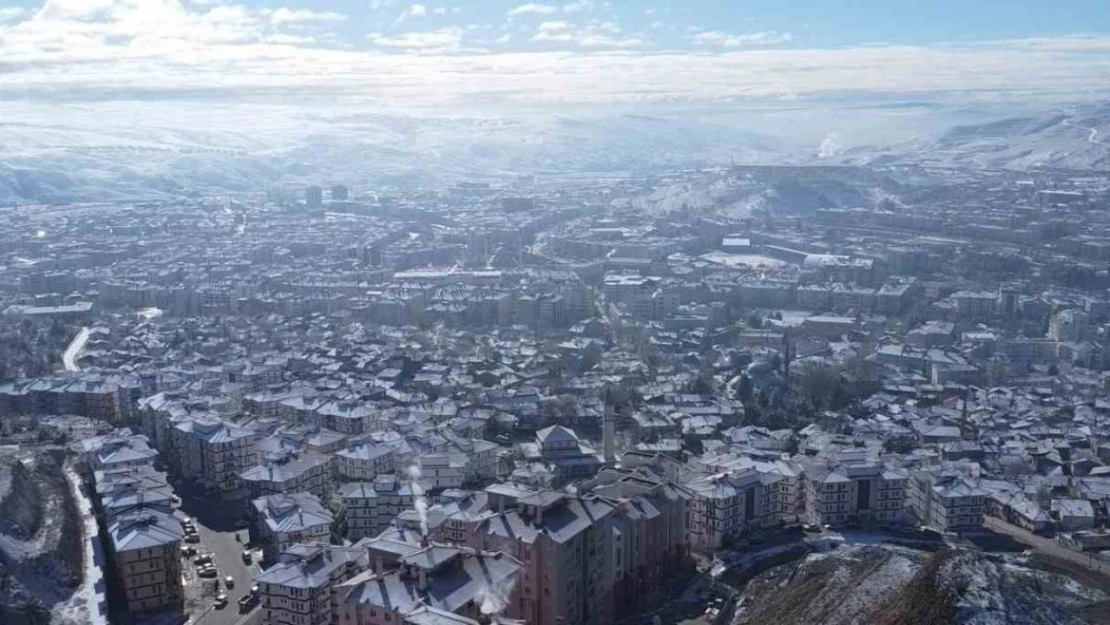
305, 186, 323, 208
331, 185, 349, 201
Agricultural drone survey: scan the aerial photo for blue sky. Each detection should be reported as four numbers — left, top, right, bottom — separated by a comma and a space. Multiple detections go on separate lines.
4, 0, 1110, 52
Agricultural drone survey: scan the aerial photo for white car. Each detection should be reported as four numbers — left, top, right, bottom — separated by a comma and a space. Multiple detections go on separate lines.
224, 575, 235, 589
215, 593, 228, 609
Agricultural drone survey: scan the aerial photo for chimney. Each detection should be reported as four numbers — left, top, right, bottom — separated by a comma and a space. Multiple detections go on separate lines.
418, 568, 428, 592
535, 505, 543, 527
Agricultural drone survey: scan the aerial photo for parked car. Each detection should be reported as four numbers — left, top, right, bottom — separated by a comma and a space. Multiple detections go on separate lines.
215, 593, 228, 608
241, 550, 252, 564
198, 566, 218, 578
194, 554, 213, 566
185, 534, 201, 544
238, 594, 259, 613
224, 575, 235, 589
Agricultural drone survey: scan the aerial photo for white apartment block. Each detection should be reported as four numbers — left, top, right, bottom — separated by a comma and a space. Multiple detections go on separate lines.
907, 473, 986, 533
686, 468, 797, 556
336, 443, 395, 482
803, 462, 908, 526
414, 453, 467, 490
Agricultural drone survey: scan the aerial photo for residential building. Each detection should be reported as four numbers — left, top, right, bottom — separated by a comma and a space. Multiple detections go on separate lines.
108, 510, 184, 615
335, 545, 523, 625
519, 425, 602, 487
241, 450, 334, 501
802, 461, 907, 526
336, 443, 395, 482
469, 492, 615, 625
256, 543, 369, 625
171, 417, 258, 494
252, 492, 335, 563
685, 468, 795, 556
906, 473, 986, 533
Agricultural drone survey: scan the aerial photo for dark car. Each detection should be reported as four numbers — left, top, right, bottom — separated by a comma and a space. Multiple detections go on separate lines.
238, 594, 259, 613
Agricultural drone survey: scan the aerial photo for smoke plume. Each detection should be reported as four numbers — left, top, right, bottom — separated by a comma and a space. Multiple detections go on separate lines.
408, 464, 429, 538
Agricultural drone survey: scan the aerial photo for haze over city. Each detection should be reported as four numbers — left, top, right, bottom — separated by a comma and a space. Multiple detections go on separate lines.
1, 3, 1110, 625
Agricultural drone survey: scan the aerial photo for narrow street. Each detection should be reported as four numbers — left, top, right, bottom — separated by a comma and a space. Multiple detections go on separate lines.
174, 482, 262, 625
983, 517, 1110, 577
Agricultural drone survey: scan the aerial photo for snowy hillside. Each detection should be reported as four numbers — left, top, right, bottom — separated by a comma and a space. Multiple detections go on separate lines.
843, 103, 1110, 171
734, 544, 1107, 625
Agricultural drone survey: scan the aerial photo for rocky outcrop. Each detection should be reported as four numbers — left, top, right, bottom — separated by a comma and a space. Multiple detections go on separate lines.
0, 451, 83, 625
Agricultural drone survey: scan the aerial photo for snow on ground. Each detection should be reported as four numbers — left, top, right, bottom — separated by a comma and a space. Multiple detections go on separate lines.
53, 469, 107, 625
698, 252, 790, 270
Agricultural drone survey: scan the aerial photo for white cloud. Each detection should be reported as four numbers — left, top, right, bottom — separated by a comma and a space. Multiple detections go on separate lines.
531, 20, 572, 42
263, 33, 316, 45
269, 7, 346, 25
433, 7, 448, 15
369, 0, 397, 10
409, 3, 427, 17
508, 3, 557, 17
0, 6, 26, 22
495, 33, 512, 44
561, 1, 595, 13
531, 20, 643, 48
0, 2, 1108, 114
644, 8, 656, 15
367, 26, 463, 51
693, 30, 793, 47
577, 34, 642, 48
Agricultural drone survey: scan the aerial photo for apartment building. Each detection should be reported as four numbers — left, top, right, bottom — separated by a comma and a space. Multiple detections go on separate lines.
337, 482, 381, 541
171, 417, 258, 494
81, 432, 159, 472
906, 473, 987, 533
685, 468, 795, 556
256, 543, 369, 625
519, 425, 602, 487
469, 492, 615, 625
336, 443, 396, 482
252, 492, 335, 563
240, 450, 334, 501
335, 546, 523, 625
108, 510, 184, 615
413, 453, 468, 489
803, 461, 908, 526
589, 467, 689, 614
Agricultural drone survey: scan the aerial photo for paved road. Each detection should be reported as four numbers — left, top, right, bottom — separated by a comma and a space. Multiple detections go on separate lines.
983, 516, 1110, 576
62, 327, 89, 372
174, 485, 261, 625
190, 521, 262, 625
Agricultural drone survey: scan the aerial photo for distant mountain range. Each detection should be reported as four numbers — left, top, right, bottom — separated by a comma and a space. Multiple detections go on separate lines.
0, 112, 786, 205
0, 103, 1107, 204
